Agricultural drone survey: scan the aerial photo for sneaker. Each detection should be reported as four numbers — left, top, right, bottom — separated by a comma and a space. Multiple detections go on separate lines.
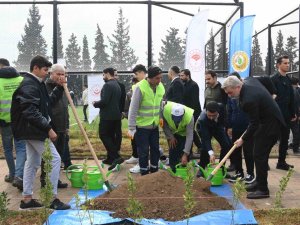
244, 174, 256, 184
20, 199, 43, 210
129, 164, 140, 174
4, 175, 14, 183
165, 158, 169, 166
276, 162, 294, 171
102, 158, 113, 165
108, 157, 124, 171
50, 198, 71, 210
228, 173, 244, 183
58, 180, 68, 188
125, 156, 138, 164
12, 177, 23, 190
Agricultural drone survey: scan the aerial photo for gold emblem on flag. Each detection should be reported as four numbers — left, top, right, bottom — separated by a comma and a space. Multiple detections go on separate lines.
231, 51, 249, 72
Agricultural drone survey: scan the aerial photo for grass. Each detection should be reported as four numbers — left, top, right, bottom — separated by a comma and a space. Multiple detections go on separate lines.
254, 208, 300, 225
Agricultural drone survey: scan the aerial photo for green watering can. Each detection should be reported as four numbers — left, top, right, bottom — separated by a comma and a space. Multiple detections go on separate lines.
198, 163, 227, 186
66, 163, 119, 190
173, 164, 197, 180
82, 166, 113, 190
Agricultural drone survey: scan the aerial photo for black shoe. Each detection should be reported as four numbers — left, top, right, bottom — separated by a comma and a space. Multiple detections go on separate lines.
20, 199, 43, 210
50, 198, 71, 210
4, 175, 14, 183
108, 157, 124, 171
102, 158, 113, 165
244, 174, 256, 184
226, 164, 235, 172
160, 155, 167, 161
246, 181, 257, 192
196, 169, 204, 178
247, 190, 270, 199
228, 173, 244, 183
12, 177, 23, 191
276, 162, 294, 171
58, 180, 68, 188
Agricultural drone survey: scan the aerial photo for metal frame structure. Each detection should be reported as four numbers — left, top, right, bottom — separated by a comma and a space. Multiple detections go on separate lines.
0, 0, 242, 71
253, 6, 300, 78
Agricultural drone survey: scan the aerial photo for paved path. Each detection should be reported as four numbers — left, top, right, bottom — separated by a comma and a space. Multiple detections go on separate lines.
1, 153, 299, 210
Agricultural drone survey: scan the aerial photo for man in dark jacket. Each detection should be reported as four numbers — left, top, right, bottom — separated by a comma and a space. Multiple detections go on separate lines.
11, 55, 70, 210
271, 55, 296, 170
93, 67, 123, 170
197, 101, 231, 169
290, 77, 300, 154
180, 69, 202, 157
40, 64, 71, 189
223, 76, 286, 199
165, 65, 184, 104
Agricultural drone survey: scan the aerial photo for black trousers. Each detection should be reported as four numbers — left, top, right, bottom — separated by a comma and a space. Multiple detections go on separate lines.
99, 119, 122, 161
199, 127, 231, 169
290, 120, 300, 151
230, 129, 254, 176
278, 121, 290, 163
169, 134, 186, 173
83, 104, 88, 121
131, 136, 138, 158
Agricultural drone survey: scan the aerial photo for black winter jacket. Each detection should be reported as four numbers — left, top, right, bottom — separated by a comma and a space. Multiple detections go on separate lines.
45, 78, 69, 133
11, 73, 63, 141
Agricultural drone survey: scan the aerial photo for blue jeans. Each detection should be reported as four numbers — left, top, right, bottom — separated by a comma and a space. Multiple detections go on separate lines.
1, 125, 26, 178
135, 127, 160, 175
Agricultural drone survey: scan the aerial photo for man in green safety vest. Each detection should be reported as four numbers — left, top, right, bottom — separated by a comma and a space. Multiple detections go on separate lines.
161, 101, 194, 172
0, 58, 26, 190
127, 66, 165, 175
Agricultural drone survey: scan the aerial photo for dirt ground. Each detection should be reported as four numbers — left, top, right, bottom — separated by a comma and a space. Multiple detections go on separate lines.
88, 170, 233, 221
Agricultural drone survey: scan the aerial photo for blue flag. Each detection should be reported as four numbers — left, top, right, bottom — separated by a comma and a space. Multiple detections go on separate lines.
229, 15, 255, 78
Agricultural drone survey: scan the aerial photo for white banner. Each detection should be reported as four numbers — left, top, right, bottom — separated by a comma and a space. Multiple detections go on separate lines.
87, 74, 104, 123
185, 10, 209, 109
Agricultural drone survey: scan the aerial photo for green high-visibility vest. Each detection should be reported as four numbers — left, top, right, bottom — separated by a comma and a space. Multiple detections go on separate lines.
0, 76, 23, 123
136, 79, 165, 127
163, 101, 194, 136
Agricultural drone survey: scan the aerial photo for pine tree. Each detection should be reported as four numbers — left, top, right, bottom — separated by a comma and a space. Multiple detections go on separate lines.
274, 30, 285, 61
93, 24, 110, 70
82, 35, 91, 71
65, 33, 82, 101
265, 40, 275, 75
285, 36, 298, 71
251, 32, 264, 75
65, 33, 81, 71
15, 4, 47, 71
158, 27, 185, 70
108, 8, 138, 70
206, 28, 215, 70
215, 30, 228, 71
57, 9, 64, 59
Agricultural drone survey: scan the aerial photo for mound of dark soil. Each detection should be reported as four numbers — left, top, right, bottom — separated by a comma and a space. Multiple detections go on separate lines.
88, 170, 233, 221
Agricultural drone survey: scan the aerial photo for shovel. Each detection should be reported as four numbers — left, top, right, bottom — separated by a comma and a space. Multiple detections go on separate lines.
63, 83, 114, 192
206, 131, 246, 181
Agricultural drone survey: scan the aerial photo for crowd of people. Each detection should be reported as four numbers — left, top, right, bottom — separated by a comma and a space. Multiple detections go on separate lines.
0, 54, 299, 210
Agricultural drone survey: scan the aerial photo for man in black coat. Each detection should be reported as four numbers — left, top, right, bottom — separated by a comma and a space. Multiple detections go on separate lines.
180, 69, 202, 156
223, 76, 286, 199
165, 65, 184, 104
271, 55, 296, 170
93, 67, 123, 170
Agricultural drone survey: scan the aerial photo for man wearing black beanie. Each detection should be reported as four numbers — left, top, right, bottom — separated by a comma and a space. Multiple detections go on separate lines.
127, 66, 165, 175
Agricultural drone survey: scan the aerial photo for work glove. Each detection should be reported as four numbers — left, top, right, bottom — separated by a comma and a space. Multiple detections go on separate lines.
127, 129, 136, 139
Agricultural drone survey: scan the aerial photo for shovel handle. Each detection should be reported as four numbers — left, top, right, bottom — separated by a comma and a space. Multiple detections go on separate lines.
63, 84, 109, 182
207, 130, 246, 181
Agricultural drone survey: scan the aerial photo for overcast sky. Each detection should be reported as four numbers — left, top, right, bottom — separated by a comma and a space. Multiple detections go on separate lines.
0, 0, 299, 67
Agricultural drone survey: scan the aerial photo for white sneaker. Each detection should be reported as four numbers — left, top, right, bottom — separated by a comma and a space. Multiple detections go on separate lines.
129, 164, 140, 174
165, 158, 169, 166
125, 156, 138, 164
